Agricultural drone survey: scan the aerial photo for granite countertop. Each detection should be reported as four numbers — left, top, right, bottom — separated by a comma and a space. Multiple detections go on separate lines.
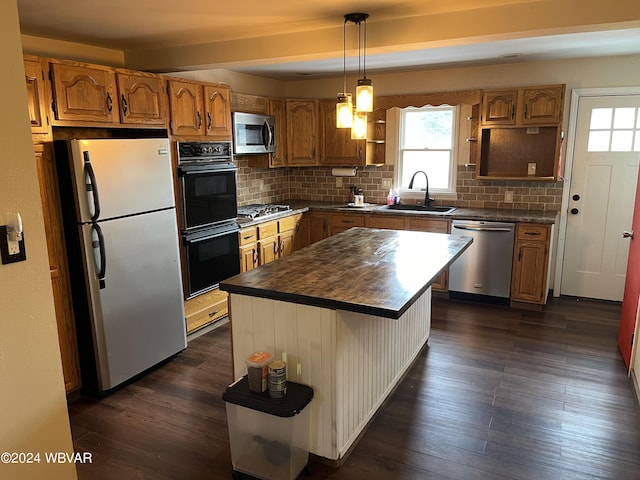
220, 227, 472, 319
297, 201, 557, 224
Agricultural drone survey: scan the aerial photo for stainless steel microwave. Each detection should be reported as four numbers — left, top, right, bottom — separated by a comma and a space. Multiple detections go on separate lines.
232, 112, 276, 155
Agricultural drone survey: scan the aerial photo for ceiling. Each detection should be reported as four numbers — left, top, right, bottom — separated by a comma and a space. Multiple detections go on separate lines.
16, 0, 640, 80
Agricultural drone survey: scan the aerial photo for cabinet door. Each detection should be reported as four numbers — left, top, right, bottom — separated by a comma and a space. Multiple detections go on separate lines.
407, 217, 450, 291
511, 223, 550, 304
269, 98, 287, 167
24, 58, 49, 133
50, 62, 118, 124
520, 86, 564, 125
258, 236, 279, 265
168, 79, 204, 136
286, 100, 318, 166
481, 89, 518, 126
511, 240, 548, 303
34, 143, 81, 393
203, 84, 232, 139
116, 71, 167, 126
319, 99, 365, 166
307, 213, 330, 244
239, 243, 258, 272
279, 229, 296, 257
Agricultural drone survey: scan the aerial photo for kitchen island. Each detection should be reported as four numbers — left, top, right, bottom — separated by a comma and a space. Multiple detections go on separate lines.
220, 227, 472, 463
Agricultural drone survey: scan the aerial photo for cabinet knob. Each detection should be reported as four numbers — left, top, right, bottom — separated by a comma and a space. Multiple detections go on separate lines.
570, 208, 579, 215
623, 230, 634, 239
572, 194, 580, 201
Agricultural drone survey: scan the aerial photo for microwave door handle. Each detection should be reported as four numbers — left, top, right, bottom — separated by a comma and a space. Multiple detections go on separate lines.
262, 121, 273, 150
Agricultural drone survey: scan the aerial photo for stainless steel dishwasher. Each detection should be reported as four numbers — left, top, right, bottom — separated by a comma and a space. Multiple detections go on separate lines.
449, 220, 515, 304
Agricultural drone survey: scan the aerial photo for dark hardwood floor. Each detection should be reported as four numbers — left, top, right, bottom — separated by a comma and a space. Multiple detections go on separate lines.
68, 296, 640, 479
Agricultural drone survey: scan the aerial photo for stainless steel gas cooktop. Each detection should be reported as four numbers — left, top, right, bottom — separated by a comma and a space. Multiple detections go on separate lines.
237, 204, 291, 222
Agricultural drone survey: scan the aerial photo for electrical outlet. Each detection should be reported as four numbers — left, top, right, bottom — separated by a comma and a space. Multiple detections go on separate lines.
259, 179, 265, 192
382, 179, 392, 188
336, 177, 343, 187
504, 190, 514, 203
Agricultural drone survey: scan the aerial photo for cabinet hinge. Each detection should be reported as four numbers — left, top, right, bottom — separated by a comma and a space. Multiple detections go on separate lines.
632, 333, 635, 347
51, 100, 56, 114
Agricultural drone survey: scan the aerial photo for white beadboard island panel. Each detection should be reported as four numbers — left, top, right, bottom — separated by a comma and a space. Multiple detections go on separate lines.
228, 287, 431, 461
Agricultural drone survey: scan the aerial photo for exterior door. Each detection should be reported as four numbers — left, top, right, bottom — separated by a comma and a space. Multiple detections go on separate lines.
561, 95, 640, 300
618, 168, 640, 367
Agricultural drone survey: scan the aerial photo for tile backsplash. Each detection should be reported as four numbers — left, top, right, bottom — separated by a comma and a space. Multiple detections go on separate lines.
236, 158, 563, 212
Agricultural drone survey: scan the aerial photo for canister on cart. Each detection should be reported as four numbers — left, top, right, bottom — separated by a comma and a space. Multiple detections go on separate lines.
268, 360, 287, 398
246, 351, 273, 393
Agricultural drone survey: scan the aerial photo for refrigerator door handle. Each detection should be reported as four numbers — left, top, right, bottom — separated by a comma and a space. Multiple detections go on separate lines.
92, 222, 107, 289
83, 151, 101, 222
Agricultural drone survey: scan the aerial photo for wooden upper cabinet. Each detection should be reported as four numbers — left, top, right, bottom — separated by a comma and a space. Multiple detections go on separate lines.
319, 99, 365, 166
168, 79, 205, 136
481, 89, 518, 126
203, 84, 231, 138
167, 79, 232, 139
520, 86, 564, 125
49, 60, 119, 124
481, 85, 564, 126
24, 57, 49, 133
286, 99, 319, 166
115, 70, 167, 126
269, 98, 287, 167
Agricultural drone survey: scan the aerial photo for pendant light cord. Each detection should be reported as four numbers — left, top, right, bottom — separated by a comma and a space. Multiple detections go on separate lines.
343, 18, 347, 95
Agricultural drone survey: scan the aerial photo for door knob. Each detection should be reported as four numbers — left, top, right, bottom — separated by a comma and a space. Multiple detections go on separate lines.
623, 230, 634, 239
570, 208, 579, 215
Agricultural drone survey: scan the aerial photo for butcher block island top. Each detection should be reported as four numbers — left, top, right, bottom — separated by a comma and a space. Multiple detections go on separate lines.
220, 227, 472, 319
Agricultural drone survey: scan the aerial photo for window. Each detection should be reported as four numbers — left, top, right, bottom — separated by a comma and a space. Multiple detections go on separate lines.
587, 107, 640, 152
396, 105, 458, 199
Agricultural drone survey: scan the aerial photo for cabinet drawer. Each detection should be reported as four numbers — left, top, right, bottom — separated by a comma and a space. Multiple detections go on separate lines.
184, 288, 228, 334
239, 226, 257, 246
258, 221, 278, 239
516, 223, 550, 242
331, 214, 366, 227
407, 217, 450, 234
278, 213, 302, 233
367, 215, 407, 230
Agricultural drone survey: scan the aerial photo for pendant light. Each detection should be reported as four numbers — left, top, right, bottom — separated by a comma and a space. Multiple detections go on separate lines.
336, 15, 352, 128
336, 13, 373, 134
354, 14, 373, 113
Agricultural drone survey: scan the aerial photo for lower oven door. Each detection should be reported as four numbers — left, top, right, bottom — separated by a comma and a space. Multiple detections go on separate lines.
178, 164, 238, 231
183, 223, 240, 298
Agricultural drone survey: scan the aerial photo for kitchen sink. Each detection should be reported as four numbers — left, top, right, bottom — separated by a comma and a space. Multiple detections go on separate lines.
381, 204, 457, 214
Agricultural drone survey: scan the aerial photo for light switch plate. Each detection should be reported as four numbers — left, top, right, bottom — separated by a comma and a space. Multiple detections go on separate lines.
527, 163, 537, 175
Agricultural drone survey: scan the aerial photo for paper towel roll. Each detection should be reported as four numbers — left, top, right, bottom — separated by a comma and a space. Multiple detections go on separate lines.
331, 167, 357, 177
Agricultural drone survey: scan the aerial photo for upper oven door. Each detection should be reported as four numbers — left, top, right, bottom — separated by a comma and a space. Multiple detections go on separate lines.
233, 112, 276, 154
178, 164, 238, 232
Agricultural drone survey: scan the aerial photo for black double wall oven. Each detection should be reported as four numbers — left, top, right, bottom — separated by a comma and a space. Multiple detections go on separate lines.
177, 141, 240, 298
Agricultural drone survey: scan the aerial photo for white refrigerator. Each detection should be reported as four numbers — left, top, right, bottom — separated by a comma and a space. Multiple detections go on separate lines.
59, 138, 186, 393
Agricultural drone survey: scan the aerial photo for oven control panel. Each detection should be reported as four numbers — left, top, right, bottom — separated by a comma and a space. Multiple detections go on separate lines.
177, 141, 232, 163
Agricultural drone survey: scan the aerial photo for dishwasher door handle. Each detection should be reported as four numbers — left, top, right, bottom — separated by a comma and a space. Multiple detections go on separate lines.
453, 225, 513, 232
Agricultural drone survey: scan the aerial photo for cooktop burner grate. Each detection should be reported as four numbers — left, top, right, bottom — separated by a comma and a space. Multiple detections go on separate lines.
237, 204, 291, 220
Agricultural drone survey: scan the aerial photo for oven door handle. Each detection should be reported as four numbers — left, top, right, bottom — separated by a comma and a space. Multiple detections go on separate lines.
178, 163, 237, 176
183, 227, 240, 244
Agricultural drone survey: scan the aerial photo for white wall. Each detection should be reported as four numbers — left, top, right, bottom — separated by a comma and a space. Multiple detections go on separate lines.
1, 2, 76, 479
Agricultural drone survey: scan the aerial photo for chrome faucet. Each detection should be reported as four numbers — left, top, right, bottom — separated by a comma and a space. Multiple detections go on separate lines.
408, 170, 434, 206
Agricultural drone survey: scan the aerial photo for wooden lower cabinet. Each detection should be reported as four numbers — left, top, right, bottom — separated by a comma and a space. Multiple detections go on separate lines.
511, 223, 551, 304
239, 213, 304, 272
34, 143, 81, 393
184, 288, 228, 334
406, 217, 450, 291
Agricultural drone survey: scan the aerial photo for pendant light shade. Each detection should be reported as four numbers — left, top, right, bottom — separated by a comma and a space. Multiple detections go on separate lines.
356, 78, 373, 112
336, 93, 353, 128
351, 111, 368, 140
